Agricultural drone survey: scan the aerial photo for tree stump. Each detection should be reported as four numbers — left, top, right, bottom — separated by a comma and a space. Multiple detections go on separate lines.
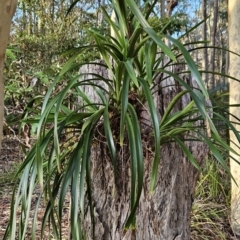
79, 61, 208, 240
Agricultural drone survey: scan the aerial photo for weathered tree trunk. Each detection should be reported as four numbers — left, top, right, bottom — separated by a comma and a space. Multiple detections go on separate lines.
229, 0, 240, 235
80, 63, 208, 239
0, 0, 17, 150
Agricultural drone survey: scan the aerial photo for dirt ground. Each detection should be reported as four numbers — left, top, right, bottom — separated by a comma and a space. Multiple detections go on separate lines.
0, 136, 70, 239
0, 137, 23, 238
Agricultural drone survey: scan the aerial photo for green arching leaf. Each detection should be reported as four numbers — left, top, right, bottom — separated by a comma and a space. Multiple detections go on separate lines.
128, 28, 144, 57
54, 75, 80, 172
81, 108, 104, 134
113, 0, 128, 41
36, 141, 43, 189
178, 17, 210, 41
90, 30, 112, 70
42, 174, 62, 239
125, 104, 144, 229
79, 125, 96, 238
32, 192, 42, 240
77, 71, 114, 93
157, 68, 216, 142
104, 105, 117, 179
115, 61, 125, 101
76, 86, 98, 112
199, 132, 229, 172
149, 41, 157, 73
157, 69, 208, 119
85, 144, 95, 239
133, 36, 151, 60
125, 0, 151, 28
8, 165, 29, 239
103, 43, 124, 60
120, 73, 130, 146
58, 139, 84, 220
161, 90, 190, 126
37, 76, 63, 141
214, 112, 240, 144
101, 7, 121, 40
66, 0, 81, 16
173, 136, 200, 170
128, 104, 144, 199
95, 86, 107, 105
161, 101, 196, 130
20, 164, 37, 238
164, 127, 191, 139
144, 0, 159, 20
124, 60, 139, 88
125, 0, 176, 61
71, 145, 83, 239
165, 35, 209, 98
36, 90, 62, 188
60, 46, 94, 76
144, 40, 156, 85
138, 78, 160, 192
144, 27, 176, 61
125, 114, 137, 219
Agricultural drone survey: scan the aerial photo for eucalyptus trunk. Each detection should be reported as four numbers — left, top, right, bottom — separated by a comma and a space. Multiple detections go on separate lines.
80, 64, 208, 240
229, 0, 240, 235
0, 0, 17, 150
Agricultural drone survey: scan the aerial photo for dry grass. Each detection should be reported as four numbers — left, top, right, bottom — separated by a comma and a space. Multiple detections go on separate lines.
191, 158, 238, 240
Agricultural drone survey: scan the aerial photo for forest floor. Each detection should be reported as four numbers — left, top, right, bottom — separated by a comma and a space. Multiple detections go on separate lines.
0, 137, 23, 238
0, 136, 240, 240
0, 136, 70, 239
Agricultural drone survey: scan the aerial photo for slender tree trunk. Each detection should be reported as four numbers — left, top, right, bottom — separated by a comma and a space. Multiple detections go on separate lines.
209, 0, 218, 90
202, 0, 208, 85
27, 3, 33, 35
0, 0, 17, 150
160, 0, 165, 17
22, 2, 27, 31
229, 0, 240, 235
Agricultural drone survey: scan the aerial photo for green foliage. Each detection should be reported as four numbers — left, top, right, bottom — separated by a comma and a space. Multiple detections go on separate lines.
4, 0, 103, 130
149, 13, 188, 35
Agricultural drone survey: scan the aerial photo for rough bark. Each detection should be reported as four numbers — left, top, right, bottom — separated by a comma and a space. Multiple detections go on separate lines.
229, 0, 240, 235
0, 0, 17, 150
80, 63, 208, 239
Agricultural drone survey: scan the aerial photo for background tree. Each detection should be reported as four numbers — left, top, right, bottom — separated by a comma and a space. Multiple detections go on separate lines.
229, 0, 240, 235
0, 0, 17, 149
202, 0, 208, 84
209, 0, 218, 89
